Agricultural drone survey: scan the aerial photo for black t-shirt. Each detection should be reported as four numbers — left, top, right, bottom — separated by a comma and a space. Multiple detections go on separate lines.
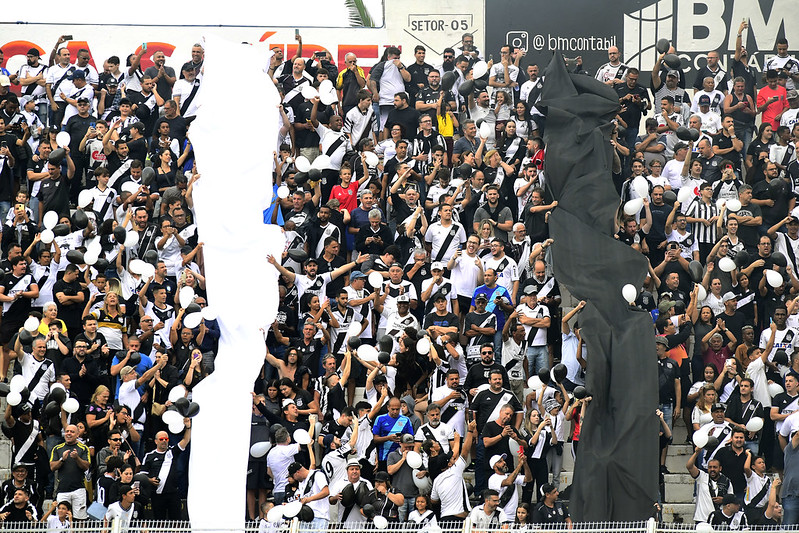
52, 279, 87, 327
385, 106, 421, 139
126, 137, 148, 164
470, 386, 520, 433
712, 133, 742, 170
423, 311, 458, 330
64, 114, 96, 155
615, 83, 650, 128
1, 273, 34, 323
715, 445, 747, 494
154, 116, 188, 145
532, 501, 570, 524
481, 420, 517, 468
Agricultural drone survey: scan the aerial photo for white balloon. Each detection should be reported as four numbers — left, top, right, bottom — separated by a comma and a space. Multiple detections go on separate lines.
621, 283, 637, 304
78, 189, 94, 209
293, 428, 311, 445
277, 185, 290, 199
319, 79, 334, 93
128, 259, 146, 275
312, 154, 331, 170
357, 344, 378, 361
201, 307, 218, 321
250, 441, 272, 458
9, 375, 26, 393
766, 270, 783, 288
23, 316, 40, 332
479, 122, 493, 139
168, 385, 187, 404
124, 231, 139, 248
368, 272, 384, 290
405, 450, 423, 469
283, 500, 302, 518
87, 240, 102, 256
301, 85, 319, 100
693, 430, 709, 448
140, 263, 156, 279
162, 409, 183, 426
726, 199, 741, 212
416, 337, 431, 354
347, 321, 362, 337
267, 504, 285, 523
179, 286, 195, 308
50, 382, 66, 393
696, 523, 713, 533
83, 251, 99, 266
294, 156, 311, 172
62, 397, 80, 414
768, 382, 785, 397
450, 178, 465, 189
373, 516, 389, 530
56, 131, 71, 148
320, 89, 338, 106
623, 198, 644, 215
746, 417, 764, 433
696, 283, 707, 303
527, 376, 543, 391
168, 420, 185, 434
715, 198, 726, 209
121, 181, 139, 195
43, 211, 58, 230
364, 151, 380, 168
632, 176, 649, 198
6, 391, 22, 406
472, 60, 488, 79
183, 312, 202, 329
718, 257, 736, 272
40, 229, 54, 244
412, 469, 432, 491
677, 186, 695, 204
286, 157, 294, 164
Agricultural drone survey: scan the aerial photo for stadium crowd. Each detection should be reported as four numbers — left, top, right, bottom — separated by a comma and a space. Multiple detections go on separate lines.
1, 19, 799, 530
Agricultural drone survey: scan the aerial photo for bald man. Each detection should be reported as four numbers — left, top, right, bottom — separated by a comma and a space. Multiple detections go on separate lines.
50, 424, 91, 519
141, 420, 192, 520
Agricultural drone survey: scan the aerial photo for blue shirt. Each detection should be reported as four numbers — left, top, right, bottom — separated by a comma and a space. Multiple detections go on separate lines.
372, 413, 413, 461
111, 353, 153, 396
471, 284, 513, 331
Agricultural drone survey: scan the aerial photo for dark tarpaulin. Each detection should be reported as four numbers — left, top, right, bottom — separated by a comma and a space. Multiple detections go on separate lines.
539, 53, 659, 521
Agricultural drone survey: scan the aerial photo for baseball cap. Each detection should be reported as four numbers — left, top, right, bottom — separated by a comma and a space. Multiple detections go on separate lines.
666, 69, 680, 79
27, 48, 40, 57
304, 257, 318, 266
698, 95, 710, 105
721, 292, 737, 303
181, 62, 195, 72
70, 69, 86, 80
11, 463, 27, 471
432, 291, 447, 302
375, 471, 390, 482
106, 78, 119, 87
489, 454, 507, 469
350, 271, 366, 282
523, 285, 538, 296
77, 97, 90, 104
788, 216, 799, 225
0, 76, 10, 87
120, 365, 136, 377
281, 398, 296, 408
657, 300, 676, 314
431, 261, 445, 271
475, 293, 488, 302
711, 403, 725, 412
722, 494, 740, 506
401, 433, 414, 444
397, 294, 410, 304
788, 89, 799, 100
287, 462, 303, 477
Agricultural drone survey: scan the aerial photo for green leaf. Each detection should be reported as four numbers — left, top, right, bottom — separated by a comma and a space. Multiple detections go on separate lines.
344, 0, 375, 27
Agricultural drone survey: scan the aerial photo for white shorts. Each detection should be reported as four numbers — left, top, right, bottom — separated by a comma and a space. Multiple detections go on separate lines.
56, 488, 88, 519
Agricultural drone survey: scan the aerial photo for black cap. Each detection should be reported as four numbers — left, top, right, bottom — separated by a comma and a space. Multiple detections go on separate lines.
475, 293, 488, 302
27, 48, 40, 57
287, 461, 303, 476
711, 403, 725, 412
181, 62, 195, 72
374, 471, 390, 482
722, 494, 739, 506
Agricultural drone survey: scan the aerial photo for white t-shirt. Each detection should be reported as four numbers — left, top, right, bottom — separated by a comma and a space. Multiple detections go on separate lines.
469, 504, 510, 527
488, 472, 523, 522
450, 253, 482, 298
482, 255, 518, 295
414, 421, 455, 453
693, 469, 732, 522
266, 443, 301, 493
172, 78, 201, 118
378, 61, 407, 106
425, 222, 466, 263
104, 501, 137, 529
430, 456, 471, 517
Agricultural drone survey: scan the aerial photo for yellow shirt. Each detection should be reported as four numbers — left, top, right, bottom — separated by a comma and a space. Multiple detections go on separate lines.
437, 114, 454, 137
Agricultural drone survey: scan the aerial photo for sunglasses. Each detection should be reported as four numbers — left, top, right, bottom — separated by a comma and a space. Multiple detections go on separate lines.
481, 351, 494, 355
110, 438, 122, 442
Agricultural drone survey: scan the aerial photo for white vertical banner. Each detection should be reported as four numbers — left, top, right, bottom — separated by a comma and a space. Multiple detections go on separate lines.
186, 35, 285, 531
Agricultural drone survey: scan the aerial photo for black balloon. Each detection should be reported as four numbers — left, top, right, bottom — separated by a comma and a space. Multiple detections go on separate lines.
43, 400, 60, 418
297, 505, 315, 522
458, 163, 473, 179
66, 250, 84, 265
185, 303, 201, 314
656, 38, 670, 54
688, 128, 700, 142
663, 54, 681, 69
441, 72, 456, 91
378, 335, 394, 353
308, 168, 322, 180
347, 337, 361, 350
18, 329, 33, 344
50, 387, 67, 405
361, 503, 376, 520
355, 483, 371, 507
0, 382, 8, 397
71, 210, 89, 230
552, 363, 568, 383
141, 166, 156, 186
19, 387, 30, 402
688, 260, 703, 283
129, 352, 141, 365
49, 148, 66, 165
537, 367, 550, 384
573, 386, 588, 400
377, 351, 390, 365
774, 349, 789, 366
52, 223, 70, 237
474, 79, 488, 90
772, 251, 788, 268
287, 249, 309, 263
733, 250, 750, 269
340, 484, 355, 507
294, 172, 310, 186
113, 226, 127, 243
174, 397, 190, 415
416, 330, 427, 340
94, 258, 110, 272
458, 80, 474, 96
704, 435, 719, 450
675, 126, 692, 141
143, 250, 159, 266
185, 402, 200, 418
662, 190, 677, 205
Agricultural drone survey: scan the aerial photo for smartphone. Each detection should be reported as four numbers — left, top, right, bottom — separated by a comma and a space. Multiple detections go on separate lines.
133, 481, 140, 490
295, 29, 300, 37
89, 122, 96, 128
0, 141, 7, 149
315, 51, 326, 58
489, 54, 493, 62
63, 35, 73, 41
142, 43, 148, 51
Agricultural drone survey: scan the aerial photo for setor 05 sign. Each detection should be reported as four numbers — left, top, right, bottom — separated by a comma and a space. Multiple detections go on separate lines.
408, 14, 473, 33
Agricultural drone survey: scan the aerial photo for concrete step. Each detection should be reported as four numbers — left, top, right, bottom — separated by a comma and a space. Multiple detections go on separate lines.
662, 503, 696, 523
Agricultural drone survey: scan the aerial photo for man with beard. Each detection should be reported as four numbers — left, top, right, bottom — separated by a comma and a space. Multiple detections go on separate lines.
144, 51, 176, 101
488, 452, 531, 523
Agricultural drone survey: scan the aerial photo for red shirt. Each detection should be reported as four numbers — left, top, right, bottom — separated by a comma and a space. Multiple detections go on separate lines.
330, 182, 359, 213
757, 85, 788, 129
